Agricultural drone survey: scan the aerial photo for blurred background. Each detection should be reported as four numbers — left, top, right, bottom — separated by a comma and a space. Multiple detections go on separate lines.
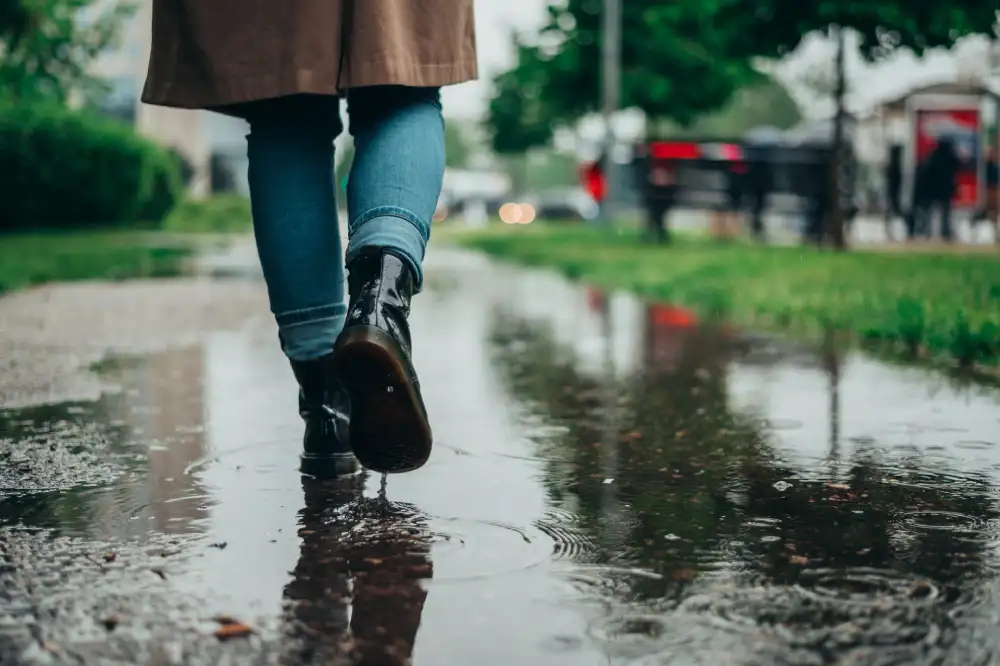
2, 4, 1000, 663
2, 0, 999, 237
2, 0, 998, 366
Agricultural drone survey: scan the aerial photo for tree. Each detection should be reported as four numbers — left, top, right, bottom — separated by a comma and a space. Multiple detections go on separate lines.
718, 1, 998, 248
720, 2, 997, 61
485, 36, 558, 156
490, 0, 761, 135
0, 0, 135, 103
487, 0, 996, 243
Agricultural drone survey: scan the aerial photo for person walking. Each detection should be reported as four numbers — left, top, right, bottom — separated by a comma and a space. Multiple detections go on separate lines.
922, 137, 961, 241
142, 1, 478, 475
884, 144, 903, 238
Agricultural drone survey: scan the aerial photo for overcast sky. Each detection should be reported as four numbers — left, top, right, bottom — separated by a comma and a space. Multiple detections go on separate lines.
441, 0, 547, 119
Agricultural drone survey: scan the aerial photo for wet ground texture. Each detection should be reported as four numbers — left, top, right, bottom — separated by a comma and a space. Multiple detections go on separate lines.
2, 244, 1000, 665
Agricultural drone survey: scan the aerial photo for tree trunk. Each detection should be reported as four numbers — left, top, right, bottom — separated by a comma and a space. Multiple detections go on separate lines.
826, 24, 847, 250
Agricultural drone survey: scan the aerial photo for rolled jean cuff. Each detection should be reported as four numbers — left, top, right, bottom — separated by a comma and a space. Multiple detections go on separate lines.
275, 303, 347, 361
346, 207, 428, 290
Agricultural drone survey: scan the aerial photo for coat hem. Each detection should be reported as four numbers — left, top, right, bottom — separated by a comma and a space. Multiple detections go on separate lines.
141, 61, 479, 112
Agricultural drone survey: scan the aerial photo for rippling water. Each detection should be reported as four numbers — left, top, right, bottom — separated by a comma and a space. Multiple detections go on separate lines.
2, 246, 1000, 665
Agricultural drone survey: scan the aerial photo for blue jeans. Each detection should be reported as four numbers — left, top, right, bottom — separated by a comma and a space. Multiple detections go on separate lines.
244, 88, 445, 361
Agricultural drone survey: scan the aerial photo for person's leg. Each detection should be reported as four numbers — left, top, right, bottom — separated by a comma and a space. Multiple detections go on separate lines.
751, 192, 766, 240
345, 86, 444, 286
332, 86, 445, 474
245, 94, 356, 476
246, 94, 346, 359
940, 199, 953, 241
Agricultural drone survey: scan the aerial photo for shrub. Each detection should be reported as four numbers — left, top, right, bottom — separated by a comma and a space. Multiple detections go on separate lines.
0, 102, 183, 230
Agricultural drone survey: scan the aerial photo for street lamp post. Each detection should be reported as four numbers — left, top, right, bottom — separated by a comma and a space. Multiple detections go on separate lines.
600, 0, 622, 224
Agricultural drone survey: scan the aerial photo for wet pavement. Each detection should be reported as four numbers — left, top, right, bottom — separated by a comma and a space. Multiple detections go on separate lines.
2, 245, 1000, 665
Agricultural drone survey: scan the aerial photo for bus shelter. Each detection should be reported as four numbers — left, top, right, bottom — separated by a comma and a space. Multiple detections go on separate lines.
875, 82, 1000, 229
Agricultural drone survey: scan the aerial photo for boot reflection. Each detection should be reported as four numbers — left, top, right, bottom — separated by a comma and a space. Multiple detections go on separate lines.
284, 473, 432, 665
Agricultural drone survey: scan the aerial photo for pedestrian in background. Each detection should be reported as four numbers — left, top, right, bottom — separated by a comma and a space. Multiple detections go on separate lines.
909, 137, 960, 241
884, 144, 903, 237
973, 146, 998, 242
142, 0, 478, 475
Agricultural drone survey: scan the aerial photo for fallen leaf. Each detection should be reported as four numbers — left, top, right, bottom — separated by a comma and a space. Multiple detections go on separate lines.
788, 555, 809, 565
103, 552, 117, 563
826, 483, 850, 490
670, 568, 696, 581
215, 623, 253, 640
364, 558, 384, 566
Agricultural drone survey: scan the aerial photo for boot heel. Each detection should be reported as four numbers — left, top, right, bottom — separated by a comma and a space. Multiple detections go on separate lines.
334, 325, 432, 473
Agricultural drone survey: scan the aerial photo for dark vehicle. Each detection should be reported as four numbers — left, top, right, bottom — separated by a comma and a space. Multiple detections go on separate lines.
633, 136, 857, 242
525, 190, 598, 223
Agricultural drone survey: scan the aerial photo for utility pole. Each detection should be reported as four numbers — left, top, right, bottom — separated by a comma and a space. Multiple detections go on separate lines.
600, 0, 622, 224
827, 24, 847, 249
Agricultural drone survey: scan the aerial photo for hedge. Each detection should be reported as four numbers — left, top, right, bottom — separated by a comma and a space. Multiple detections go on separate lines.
0, 102, 184, 230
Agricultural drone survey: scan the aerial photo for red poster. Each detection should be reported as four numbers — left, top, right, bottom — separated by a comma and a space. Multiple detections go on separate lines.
913, 107, 982, 207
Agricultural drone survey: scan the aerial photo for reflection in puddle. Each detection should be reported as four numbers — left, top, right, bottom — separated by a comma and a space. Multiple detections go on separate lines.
483, 251, 1000, 664
2, 247, 1000, 664
0, 347, 210, 538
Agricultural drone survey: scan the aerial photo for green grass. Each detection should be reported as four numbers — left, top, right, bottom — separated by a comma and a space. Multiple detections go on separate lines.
0, 230, 194, 295
162, 195, 252, 234
444, 224, 1000, 370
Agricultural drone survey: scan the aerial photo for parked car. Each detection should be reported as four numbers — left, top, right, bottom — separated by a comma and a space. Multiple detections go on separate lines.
524, 189, 598, 222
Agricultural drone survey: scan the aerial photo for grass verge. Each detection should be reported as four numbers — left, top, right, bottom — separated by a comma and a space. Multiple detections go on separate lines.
443, 224, 1000, 371
161, 195, 252, 234
0, 230, 194, 295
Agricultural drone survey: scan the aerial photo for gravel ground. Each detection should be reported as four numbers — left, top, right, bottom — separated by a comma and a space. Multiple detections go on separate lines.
0, 266, 268, 410
0, 246, 287, 665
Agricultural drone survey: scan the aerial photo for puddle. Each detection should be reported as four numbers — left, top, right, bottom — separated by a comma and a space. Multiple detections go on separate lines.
2, 246, 1000, 665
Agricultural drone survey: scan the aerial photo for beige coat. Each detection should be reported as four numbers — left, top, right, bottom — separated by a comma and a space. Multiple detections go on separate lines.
141, 0, 478, 111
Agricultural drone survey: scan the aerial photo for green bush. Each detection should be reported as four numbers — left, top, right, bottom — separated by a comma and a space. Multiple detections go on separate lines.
0, 102, 183, 230
162, 195, 253, 233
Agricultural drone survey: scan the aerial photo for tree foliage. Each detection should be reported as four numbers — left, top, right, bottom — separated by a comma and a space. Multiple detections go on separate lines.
719, 1, 998, 61
486, 0, 761, 151
485, 0, 998, 151
0, 0, 135, 103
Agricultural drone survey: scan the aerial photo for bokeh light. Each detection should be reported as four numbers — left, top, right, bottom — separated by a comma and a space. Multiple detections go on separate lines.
499, 203, 536, 224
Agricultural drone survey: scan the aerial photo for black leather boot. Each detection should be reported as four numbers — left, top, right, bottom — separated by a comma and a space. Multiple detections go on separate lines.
289, 356, 359, 477
332, 248, 432, 473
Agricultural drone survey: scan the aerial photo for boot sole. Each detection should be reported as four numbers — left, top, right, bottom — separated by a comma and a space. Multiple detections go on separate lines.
333, 325, 432, 473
